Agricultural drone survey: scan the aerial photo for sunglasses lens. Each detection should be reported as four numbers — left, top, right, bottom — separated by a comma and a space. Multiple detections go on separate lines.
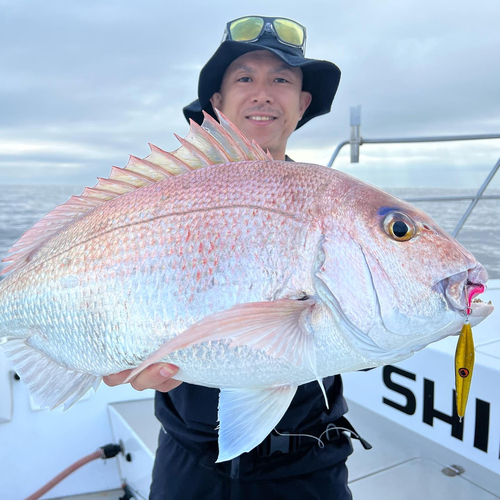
229, 17, 264, 41
274, 19, 304, 46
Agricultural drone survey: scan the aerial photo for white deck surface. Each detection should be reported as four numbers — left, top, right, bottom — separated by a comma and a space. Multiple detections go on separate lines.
350, 458, 498, 499
64, 396, 499, 500
346, 400, 500, 498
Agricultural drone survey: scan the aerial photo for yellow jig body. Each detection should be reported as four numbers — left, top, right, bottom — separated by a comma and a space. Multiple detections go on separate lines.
455, 319, 475, 419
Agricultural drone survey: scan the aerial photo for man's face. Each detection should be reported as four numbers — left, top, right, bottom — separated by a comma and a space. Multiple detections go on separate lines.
210, 50, 312, 160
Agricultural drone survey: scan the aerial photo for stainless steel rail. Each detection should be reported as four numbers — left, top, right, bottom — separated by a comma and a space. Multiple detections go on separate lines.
327, 140, 349, 167
327, 134, 500, 167
449, 156, 500, 237
327, 133, 500, 238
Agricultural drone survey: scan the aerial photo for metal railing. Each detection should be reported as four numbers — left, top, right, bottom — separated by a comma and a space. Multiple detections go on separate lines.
327, 120, 500, 238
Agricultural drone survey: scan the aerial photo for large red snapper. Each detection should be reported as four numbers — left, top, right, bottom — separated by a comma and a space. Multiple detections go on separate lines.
0, 112, 493, 462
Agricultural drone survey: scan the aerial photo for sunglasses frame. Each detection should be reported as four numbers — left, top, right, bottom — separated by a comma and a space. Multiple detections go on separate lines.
222, 16, 307, 55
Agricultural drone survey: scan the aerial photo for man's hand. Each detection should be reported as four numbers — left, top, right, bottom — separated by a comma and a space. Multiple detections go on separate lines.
103, 363, 182, 393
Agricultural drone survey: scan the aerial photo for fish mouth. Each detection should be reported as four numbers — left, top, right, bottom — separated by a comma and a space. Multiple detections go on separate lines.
442, 265, 493, 318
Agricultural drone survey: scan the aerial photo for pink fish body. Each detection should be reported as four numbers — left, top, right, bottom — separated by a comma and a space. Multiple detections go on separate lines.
0, 112, 493, 461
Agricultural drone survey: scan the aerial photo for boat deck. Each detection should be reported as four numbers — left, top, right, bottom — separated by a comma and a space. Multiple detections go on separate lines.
50, 396, 499, 499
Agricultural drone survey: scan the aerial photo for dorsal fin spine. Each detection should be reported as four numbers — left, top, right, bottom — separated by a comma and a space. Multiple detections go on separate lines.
212, 110, 261, 159
198, 115, 247, 160
188, 120, 233, 163
251, 140, 272, 161
95, 177, 136, 194
147, 145, 192, 174
109, 166, 155, 186
125, 155, 172, 180
81, 187, 117, 200
1, 111, 273, 275
173, 134, 213, 169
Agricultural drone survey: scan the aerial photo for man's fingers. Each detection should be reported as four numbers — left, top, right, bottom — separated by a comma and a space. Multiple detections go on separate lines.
102, 363, 181, 392
130, 363, 179, 391
155, 378, 183, 393
103, 370, 133, 387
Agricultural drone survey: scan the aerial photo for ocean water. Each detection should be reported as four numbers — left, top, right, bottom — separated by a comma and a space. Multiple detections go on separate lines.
0, 184, 499, 279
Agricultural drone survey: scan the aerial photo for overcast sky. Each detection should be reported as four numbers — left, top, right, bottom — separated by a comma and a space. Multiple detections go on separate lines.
1, 0, 499, 189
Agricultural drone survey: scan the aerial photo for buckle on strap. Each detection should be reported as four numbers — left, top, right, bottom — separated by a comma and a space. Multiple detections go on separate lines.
258, 429, 301, 457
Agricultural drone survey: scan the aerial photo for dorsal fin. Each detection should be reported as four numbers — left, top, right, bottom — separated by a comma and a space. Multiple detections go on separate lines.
1, 110, 273, 276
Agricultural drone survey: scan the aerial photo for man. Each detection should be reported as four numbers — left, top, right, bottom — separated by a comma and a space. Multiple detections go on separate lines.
105, 16, 356, 500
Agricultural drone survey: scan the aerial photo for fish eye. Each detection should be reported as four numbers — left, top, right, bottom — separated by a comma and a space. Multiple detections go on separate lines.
383, 212, 416, 242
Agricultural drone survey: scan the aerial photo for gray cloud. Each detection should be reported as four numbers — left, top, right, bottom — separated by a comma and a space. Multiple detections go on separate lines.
0, 0, 499, 187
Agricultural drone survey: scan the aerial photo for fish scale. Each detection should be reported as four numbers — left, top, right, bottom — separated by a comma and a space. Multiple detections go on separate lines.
0, 164, 319, 376
0, 111, 493, 463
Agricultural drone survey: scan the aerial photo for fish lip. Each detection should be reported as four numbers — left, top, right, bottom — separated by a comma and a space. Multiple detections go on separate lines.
441, 265, 489, 315
468, 297, 494, 319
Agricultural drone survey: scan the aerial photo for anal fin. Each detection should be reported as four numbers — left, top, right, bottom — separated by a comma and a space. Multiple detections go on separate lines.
2, 339, 100, 410
216, 385, 297, 462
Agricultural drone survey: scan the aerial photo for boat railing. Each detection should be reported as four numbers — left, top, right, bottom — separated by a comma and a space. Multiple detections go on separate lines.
327, 107, 500, 238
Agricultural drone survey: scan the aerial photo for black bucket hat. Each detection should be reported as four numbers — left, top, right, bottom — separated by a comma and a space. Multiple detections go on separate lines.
183, 30, 341, 130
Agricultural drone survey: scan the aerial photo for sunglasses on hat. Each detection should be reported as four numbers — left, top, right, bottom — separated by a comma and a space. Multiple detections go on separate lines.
222, 16, 307, 55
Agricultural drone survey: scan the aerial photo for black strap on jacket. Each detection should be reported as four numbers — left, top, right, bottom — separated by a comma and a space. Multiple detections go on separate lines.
257, 416, 372, 458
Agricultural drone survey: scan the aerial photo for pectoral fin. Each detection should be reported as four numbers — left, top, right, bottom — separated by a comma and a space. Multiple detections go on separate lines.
126, 299, 320, 382
216, 385, 298, 462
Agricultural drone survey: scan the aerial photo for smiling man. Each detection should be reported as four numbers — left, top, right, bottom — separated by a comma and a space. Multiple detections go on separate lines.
104, 16, 355, 500
209, 50, 311, 160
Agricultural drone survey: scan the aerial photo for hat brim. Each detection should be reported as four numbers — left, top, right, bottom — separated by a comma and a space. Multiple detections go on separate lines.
184, 39, 341, 130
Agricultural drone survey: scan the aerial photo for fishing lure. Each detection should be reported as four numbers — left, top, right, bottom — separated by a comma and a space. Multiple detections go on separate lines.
455, 284, 485, 419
